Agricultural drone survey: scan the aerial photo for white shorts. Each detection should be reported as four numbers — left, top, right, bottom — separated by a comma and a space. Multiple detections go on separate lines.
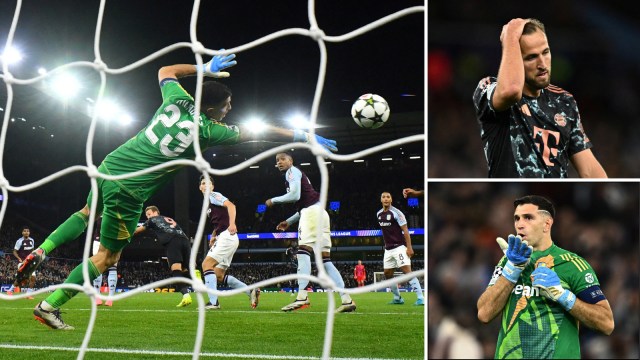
17, 262, 36, 277
206, 230, 239, 270
383, 245, 411, 270
298, 203, 332, 252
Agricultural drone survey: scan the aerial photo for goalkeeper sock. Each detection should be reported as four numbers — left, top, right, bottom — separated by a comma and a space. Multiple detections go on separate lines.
409, 278, 424, 300
204, 270, 218, 305
323, 259, 352, 304
107, 268, 117, 296
45, 259, 101, 308
93, 274, 103, 292
223, 275, 250, 296
41, 211, 89, 254
296, 252, 311, 300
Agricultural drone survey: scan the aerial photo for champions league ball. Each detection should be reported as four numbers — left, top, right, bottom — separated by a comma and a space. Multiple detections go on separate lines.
350, 93, 390, 129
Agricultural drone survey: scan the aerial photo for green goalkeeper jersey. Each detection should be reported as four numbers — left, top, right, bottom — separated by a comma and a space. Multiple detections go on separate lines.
488, 243, 601, 359
98, 80, 240, 202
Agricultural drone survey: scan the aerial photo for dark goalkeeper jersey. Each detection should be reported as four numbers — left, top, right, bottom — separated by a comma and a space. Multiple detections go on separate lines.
473, 77, 593, 178
487, 243, 606, 359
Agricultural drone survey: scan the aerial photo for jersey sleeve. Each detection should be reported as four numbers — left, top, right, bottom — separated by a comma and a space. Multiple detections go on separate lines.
473, 76, 499, 123
487, 256, 508, 286
565, 96, 593, 156
210, 192, 229, 206
14, 239, 22, 250
391, 207, 408, 226
558, 254, 600, 294
271, 168, 302, 204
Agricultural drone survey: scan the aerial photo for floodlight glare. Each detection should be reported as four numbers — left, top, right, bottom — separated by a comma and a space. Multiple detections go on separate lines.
287, 113, 310, 129
51, 74, 80, 99
244, 117, 267, 133
1, 46, 23, 65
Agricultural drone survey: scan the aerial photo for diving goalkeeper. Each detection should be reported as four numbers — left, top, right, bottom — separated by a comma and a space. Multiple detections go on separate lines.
477, 195, 614, 359
14, 51, 338, 330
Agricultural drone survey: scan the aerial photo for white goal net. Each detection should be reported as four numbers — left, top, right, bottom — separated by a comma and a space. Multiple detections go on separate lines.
0, 1, 425, 359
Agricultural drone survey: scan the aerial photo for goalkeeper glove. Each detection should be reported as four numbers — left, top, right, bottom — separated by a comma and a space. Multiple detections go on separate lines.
197, 49, 237, 78
292, 129, 338, 152
497, 234, 532, 284
532, 266, 576, 311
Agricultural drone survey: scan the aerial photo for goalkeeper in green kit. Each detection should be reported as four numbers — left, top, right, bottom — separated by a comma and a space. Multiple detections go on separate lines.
477, 195, 614, 359
13, 51, 339, 330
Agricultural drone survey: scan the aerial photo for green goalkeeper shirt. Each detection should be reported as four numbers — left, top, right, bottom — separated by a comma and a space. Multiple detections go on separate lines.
98, 80, 240, 202
488, 243, 602, 359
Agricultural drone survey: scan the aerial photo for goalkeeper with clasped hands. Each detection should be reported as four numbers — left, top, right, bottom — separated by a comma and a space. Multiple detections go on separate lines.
477, 195, 614, 359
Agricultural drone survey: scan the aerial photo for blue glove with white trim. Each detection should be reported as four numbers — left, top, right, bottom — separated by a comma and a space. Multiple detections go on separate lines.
293, 129, 338, 152
532, 266, 576, 311
197, 49, 237, 78
497, 234, 532, 283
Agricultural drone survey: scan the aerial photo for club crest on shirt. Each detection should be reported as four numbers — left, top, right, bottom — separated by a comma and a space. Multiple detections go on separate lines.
585, 273, 594, 284
554, 113, 567, 127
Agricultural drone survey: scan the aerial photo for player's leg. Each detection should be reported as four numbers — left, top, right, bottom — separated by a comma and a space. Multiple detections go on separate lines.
213, 230, 259, 308
399, 263, 424, 306
104, 265, 118, 306
281, 208, 314, 311
202, 245, 222, 309
168, 238, 192, 307
26, 273, 36, 299
384, 248, 404, 304
34, 184, 138, 329
92, 240, 104, 305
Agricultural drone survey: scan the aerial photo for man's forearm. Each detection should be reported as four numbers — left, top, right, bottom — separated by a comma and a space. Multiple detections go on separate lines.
477, 276, 515, 323
568, 299, 614, 335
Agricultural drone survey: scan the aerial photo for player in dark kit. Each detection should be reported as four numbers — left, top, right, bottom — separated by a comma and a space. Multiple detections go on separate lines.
477, 195, 614, 359
377, 192, 424, 306
7, 226, 37, 298
134, 206, 194, 307
472, 18, 607, 178
265, 152, 356, 313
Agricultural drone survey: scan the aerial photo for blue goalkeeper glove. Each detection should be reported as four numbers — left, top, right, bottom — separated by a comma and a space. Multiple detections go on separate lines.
293, 129, 338, 152
532, 266, 576, 311
497, 234, 532, 284
197, 49, 237, 78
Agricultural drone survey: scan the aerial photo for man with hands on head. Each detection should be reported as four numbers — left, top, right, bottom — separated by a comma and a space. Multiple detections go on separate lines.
477, 195, 613, 359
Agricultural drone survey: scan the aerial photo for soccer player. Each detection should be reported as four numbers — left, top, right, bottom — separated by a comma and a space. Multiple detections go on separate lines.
15, 52, 338, 330
199, 175, 260, 310
92, 217, 118, 307
353, 260, 366, 287
265, 152, 356, 313
134, 206, 194, 307
477, 195, 614, 358
472, 18, 607, 178
377, 192, 424, 306
6, 226, 36, 299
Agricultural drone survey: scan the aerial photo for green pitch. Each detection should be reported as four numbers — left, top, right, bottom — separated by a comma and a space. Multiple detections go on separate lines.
0, 291, 424, 359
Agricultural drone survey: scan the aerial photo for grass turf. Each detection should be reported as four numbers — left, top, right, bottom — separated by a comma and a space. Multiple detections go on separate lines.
0, 291, 424, 359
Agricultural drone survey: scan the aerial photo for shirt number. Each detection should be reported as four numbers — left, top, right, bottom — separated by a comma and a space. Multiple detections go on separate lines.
145, 104, 194, 157
533, 126, 560, 166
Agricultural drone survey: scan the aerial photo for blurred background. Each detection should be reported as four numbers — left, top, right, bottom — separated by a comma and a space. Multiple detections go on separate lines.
428, 0, 640, 177
428, 182, 639, 359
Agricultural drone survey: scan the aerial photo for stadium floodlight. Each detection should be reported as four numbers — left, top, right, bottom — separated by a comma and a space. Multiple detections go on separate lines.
37, 67, 47, 76
0, 46, 23, 65
243, 116, 267, 133
286, 113, 311, 129
117, 113, 133, 126
50, 73, 81, 100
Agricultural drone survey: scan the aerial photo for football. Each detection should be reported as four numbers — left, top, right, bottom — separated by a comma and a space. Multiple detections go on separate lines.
350, 93, 390, 129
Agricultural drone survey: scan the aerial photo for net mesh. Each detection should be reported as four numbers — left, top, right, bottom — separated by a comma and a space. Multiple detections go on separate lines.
0, 1, 425, 358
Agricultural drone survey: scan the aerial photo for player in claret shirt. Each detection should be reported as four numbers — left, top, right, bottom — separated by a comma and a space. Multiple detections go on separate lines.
377, 192, 424, 306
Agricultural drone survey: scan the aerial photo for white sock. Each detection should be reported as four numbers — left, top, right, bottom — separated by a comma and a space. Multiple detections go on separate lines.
41, 300, 55, 311
204, 271, 218, 305
93, 274, 103, 292
409, 277, 424, 300
324, 261, 352, 304
225, 275, 249, 296
391, 283, 402, 299
107, 268, 117, 296
297, 253, 311, 300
